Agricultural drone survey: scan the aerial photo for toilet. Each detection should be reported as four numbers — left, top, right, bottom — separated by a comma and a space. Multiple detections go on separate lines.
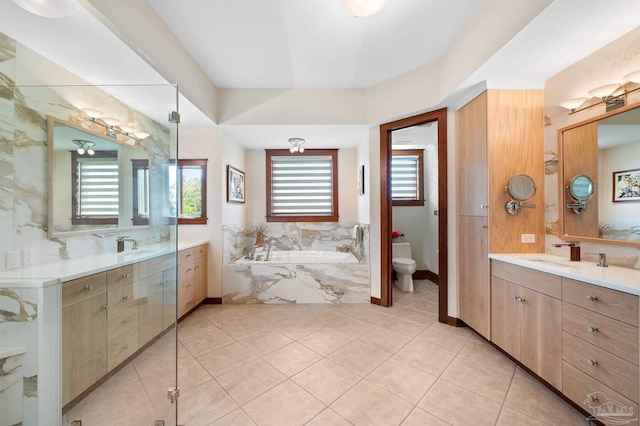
392, 242, 417, 292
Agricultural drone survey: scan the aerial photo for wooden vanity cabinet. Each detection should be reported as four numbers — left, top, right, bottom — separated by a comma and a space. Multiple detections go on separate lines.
195, 244, 208, 303
105, 264, 138, 371
138, 253, 175, 346
178, 244, 208, 319
490, 261, 562, 388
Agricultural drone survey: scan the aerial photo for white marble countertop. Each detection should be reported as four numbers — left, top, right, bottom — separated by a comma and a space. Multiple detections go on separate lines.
489, 253, 640, 296
0, 240, 207, 286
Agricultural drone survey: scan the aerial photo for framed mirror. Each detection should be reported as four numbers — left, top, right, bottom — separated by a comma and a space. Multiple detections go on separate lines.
48, 116, 152, 237
558, 102, 640, 246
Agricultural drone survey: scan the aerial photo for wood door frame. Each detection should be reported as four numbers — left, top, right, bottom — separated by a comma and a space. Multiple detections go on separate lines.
380, 108, 451, 324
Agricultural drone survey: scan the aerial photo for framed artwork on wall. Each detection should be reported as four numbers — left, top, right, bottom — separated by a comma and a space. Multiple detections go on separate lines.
227, 165, 245, 203
358, 164, 365, 195
612, 168, 640, 202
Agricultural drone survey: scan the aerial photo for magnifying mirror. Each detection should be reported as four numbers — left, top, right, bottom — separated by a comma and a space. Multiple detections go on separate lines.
505, 174, 537, 215
566, 174, 594, 214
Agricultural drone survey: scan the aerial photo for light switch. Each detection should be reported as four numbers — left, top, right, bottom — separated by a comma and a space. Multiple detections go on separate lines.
521, 234, 535, 244
6, 251, 20, 269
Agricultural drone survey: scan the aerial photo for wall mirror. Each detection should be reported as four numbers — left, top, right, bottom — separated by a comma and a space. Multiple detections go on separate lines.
504, 174, 536, 215
48, 116, 152, 237
559, 102, 640, 246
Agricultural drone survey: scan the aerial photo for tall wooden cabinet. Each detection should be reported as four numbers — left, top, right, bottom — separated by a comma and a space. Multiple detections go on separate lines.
456, 90, 545, 338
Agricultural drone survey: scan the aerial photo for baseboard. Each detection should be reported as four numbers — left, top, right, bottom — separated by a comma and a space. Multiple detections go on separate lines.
413, 270, 438, 284
446, 317, 467, 327
204, 297, 222, 304
370, 297, 382, 305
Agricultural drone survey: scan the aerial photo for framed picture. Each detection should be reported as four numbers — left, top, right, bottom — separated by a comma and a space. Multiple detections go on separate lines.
612, 168, 640, 202
227, 165, 245, 203
357, 164, 365, 195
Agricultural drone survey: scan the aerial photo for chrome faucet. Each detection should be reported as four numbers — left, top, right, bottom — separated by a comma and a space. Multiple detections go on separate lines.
116, 236, 139, 252
585, 252, 608, 267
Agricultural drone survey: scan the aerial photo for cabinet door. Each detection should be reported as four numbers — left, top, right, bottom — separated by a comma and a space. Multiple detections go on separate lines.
195, 256, 207, 304
138, 272, 165, 346
459, 216, 489, 338
491, 276, 521, 359
62, 293, 107, 406
520, 287, 562, 388
163, 267, 177, 330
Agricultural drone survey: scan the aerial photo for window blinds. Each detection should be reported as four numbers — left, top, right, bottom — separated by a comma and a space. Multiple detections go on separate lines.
391, 155, 419, 200
76, 157, 119, 218
270, 155, 334, 215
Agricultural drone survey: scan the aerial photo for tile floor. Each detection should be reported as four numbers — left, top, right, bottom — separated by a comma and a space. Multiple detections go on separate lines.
65, 280, 589, 425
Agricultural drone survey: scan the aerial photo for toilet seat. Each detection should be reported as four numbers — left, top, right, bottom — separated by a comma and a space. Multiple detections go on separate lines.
392, 258, 416, 267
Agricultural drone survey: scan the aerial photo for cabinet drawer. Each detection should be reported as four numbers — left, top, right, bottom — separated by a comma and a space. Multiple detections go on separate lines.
179, 260, 196, 280
180, 248, 196, 264
107, 283, 138, 314
563, 362, 638, 420
563, 332, 638, 402
107, 329, 138, 371
563, 302, 638, 365
196, 244, 207, 258
107, 305, 139, 341
138, 253, 176, 279
62, 272, 107, 308
178, 277, 196, 317
491, 260, 561, 298
107, 265, 135, 289
562, 278, 639, 326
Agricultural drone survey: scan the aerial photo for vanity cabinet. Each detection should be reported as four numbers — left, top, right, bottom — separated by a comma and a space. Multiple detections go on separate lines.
178, 244, 208, 318
138, 253, 175, 346
490, 261, 562, 388
106, 265, 138, 371
561, 278, 639, 413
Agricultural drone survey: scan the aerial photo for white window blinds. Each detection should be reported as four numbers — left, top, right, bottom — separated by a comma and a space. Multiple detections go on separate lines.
270, 155, 334, 216
391, 154, 419, 200
75, 157, 119, 218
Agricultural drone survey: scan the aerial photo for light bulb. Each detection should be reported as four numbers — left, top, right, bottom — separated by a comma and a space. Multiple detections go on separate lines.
77, 147, 85, 155
338, 0, 390, 17
87, 148, 95, 156
299, 147, 305, 153
290, 147, 296, 153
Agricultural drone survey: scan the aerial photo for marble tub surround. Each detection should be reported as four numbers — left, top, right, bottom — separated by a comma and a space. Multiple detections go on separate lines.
0, 347, 26, 426
489, 253, 640, 295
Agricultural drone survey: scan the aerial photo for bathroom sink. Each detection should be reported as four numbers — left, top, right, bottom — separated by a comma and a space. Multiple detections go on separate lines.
117, 250, 155, 259
527, 258, 573, 268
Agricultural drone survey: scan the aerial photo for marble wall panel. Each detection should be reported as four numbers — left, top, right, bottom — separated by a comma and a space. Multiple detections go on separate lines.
0, 33, 15, 102
0, 351, 25, 426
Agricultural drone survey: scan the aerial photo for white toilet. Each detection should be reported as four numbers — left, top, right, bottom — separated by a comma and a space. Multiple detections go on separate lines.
392, 242, 417, 292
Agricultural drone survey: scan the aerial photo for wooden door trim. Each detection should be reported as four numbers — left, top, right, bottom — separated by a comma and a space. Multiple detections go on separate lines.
379, 108, 449, 324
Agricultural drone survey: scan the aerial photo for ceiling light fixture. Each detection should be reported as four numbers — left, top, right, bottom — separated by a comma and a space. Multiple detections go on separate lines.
73, 140, 95, 156
559, 71, 640, 114
288, 138, 306, 154
11, 0, 77, 18
338, 0, 390, 17
81, 108, 150, 141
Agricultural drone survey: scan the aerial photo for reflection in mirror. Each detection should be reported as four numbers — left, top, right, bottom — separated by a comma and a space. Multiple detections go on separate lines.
559, 103, 640, 245
565, 174, 594, 215
48, 117, 151, 237
504, 174, 536, 215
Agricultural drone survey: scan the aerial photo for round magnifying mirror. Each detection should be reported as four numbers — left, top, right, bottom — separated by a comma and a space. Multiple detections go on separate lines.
506, 174, 536, 202
568, 174, 594, 201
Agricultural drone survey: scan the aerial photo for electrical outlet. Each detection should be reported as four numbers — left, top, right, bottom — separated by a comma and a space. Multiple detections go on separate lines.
521, 234, 535, 244
6, 251, 20, 270
23, 248, 35, 266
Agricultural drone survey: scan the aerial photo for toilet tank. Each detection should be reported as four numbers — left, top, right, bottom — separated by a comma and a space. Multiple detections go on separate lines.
392, 242, 412, 259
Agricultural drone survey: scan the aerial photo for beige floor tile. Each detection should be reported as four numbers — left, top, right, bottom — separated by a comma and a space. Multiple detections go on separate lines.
331, 380, 413, 426
298, 329, 352, 356
386, 306, 438, 325
262, 342, 323, 377
292, 358, 360, 405
132, 343, 182, 378
180, 328, 235, 357
211, 408, 257, 426
514, 365, 538, 383
440, 357, 512, 403
178, 316, 219, 340
306, 408, 353, 426
401, 408, 451, 426
377, 316, 427, 339
239, 329, 293, 356
496, 406, 551, 426
412, 326, 469, 354
366, 358, 437, 404
243, 380, 324, 426
178, 379, 239, 425
418, 379, 502, 426
197, 342, 258, 377
328, 341, 390, 376
393, 341, 455, 376
428, 321, 474, 339
217, 317, 269, 340
217, 359, 286, 405
357, 328, 410, 354
327, 318, 376, 339
456, 339, 516, 376
271, 325, 320, 340
504, 378, 586, 426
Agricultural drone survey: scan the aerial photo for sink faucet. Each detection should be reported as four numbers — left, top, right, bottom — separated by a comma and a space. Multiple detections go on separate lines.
587, 252, 608, 267
552, 242, 580, 261
116, 236, 139, 252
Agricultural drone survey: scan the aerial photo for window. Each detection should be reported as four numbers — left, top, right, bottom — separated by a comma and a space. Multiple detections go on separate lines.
266, 149, 338, 222
391, 149, 424, 206
131, 159, 150, 225
71, 151, 119, 225
171, 159, 208, 225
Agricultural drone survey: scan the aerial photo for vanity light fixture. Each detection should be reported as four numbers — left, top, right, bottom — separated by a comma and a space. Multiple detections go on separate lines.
72, 140, 95, 156
338, 0, 390, 17
288, 137, 306, 153
11, 0, 77, 18
560, 70, 640, 114
81, 108, 150, 141
587, 83, 621, 99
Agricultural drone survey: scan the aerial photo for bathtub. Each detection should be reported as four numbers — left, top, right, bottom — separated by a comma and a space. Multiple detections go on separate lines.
224, 249, 369, 304
234, 250, 359, 264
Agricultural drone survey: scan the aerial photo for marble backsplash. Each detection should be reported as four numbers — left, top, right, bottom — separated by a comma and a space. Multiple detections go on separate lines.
0, 31, 172, 272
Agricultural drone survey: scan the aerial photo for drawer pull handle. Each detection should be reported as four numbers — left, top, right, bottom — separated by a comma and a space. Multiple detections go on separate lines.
186, 253, 192, 257
187, 268, 192, 272
122, 344, 129, 350
586, 295, 598, 302
102, 305, 108, 311
587, 326, 598, 333
512, 295, 525, 302
84, 285, 94, 292
122, 319, 129, 324
480, 225, 488, 229
588, 359, 599, 367
123, 273, 131, 279
123, 295, 130, 300
480, 204, 488, 209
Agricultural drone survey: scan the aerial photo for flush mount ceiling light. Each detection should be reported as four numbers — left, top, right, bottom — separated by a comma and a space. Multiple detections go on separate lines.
338, 0, 390, 17
288, 137, 306, 153
11, 0, 77, 18
72, 139, 95, 156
